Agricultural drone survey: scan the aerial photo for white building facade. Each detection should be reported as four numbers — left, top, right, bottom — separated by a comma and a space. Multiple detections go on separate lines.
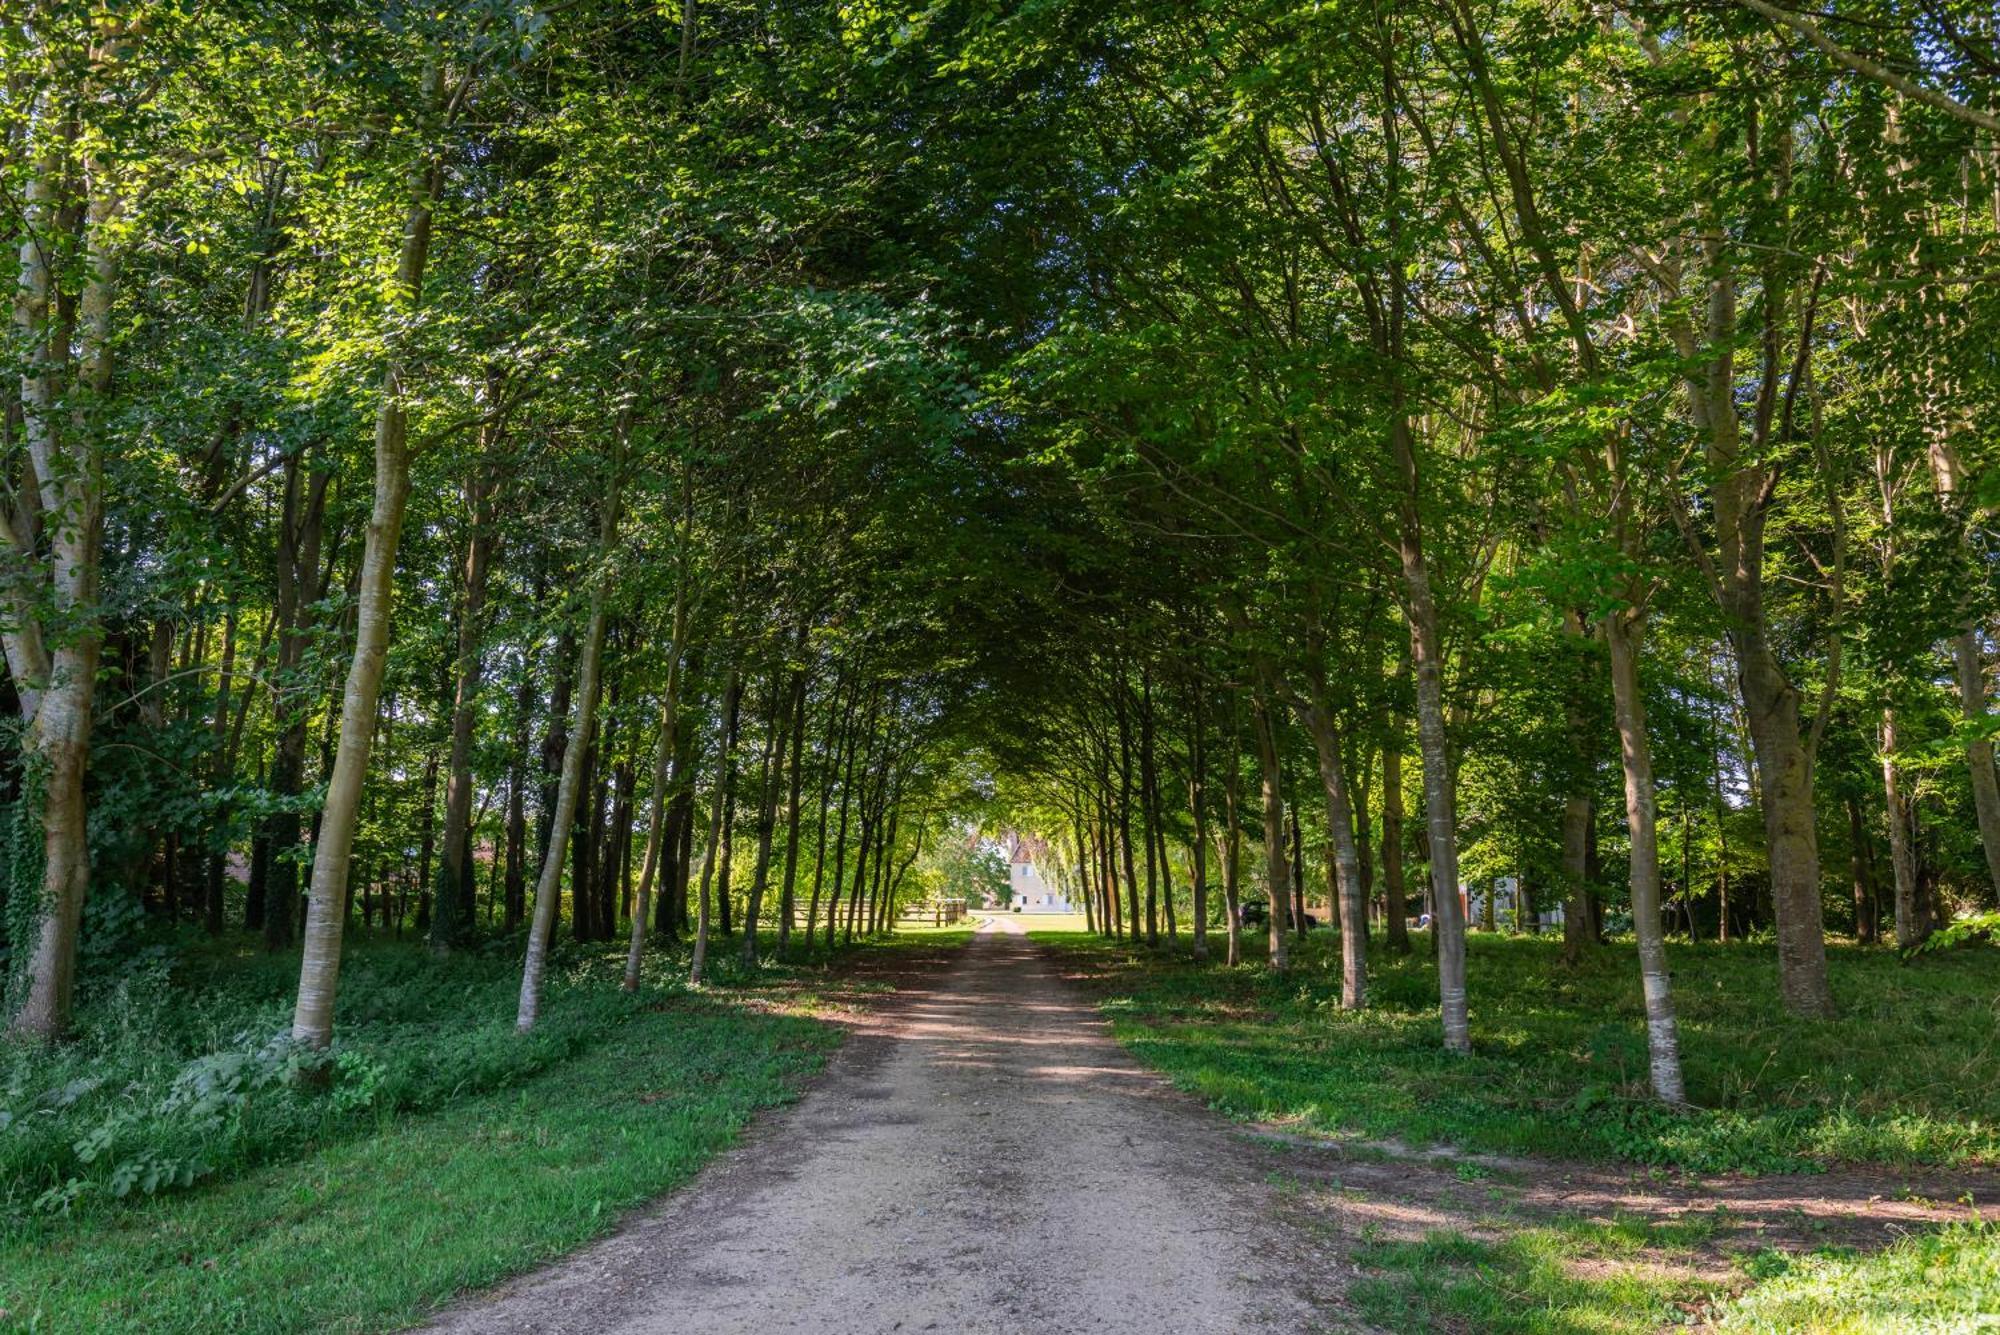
1007, 833, 1074, 913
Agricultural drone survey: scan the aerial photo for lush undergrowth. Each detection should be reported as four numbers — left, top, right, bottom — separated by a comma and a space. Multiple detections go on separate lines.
0, 924, 904, 1218
0, 924, 950, 1332
1038, 927, 2000, 1174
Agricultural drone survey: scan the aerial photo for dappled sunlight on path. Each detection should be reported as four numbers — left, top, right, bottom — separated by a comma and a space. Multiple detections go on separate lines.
424, 930, 1320, 1334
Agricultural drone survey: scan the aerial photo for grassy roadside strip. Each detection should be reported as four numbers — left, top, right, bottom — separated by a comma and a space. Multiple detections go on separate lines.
0, 928, 970, 1334
1034, 928, 1999, 1172
1033, 926, 1999, 1334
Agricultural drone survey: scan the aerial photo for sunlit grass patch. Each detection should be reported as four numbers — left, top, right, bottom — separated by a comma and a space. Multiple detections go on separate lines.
1046, 930, 2000, 1173
1349, 1214, 1723, 1334
1716, 1220, 2000, 1333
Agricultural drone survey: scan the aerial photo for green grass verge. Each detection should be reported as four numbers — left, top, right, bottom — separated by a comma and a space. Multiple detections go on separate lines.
0, 988, 834, 1333
1034, 928, 2000, 1173
1348, 1212, 1727, 1334
1716, 1220, 2000, 1333
0, 925, 963, 1333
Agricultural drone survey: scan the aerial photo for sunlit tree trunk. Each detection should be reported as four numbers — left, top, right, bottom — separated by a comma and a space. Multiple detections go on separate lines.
1881, 709, 1921, 948
1604, 605, 1686, 1103
291, 72, 444, 1048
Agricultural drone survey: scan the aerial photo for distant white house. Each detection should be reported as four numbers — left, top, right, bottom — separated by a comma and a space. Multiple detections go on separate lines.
1463, 875, 1564, 932
1006, 832, 1074, 913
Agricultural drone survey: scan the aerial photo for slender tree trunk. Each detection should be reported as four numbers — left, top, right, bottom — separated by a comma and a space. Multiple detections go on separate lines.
1188, 708, 1209, 962
1251, 681, 1290, 972
1114, 684, 1143, 945
805, 672, 853, 951
625, 577, 690, 987
1847, 794, 1878, 944
431, 405, 502, 951
1393, 467, 1470, 1050
824, 688, 867, 948
715, 684, 741, 938
690, 668, 743, 985
1381, 740, 1410, 954
775, 665, 808, 958
1882, 708, 1921, 948
741, 671, 788, 966
290, 91, 442, 1048
1604, 607, 1687, 1102
517, 490, 620, 1028
504, 667, 532, 931
1952, 629, 2000, 902
413, 746, 440, 933
1298, 682, 1366, 1010
1289, 781, 1308, 939
6, 99, 115, 1040
1557, 610, 1597, 962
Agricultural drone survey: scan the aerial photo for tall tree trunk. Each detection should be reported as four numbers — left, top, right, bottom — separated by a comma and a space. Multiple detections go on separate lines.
1139, 670, 1166, 945
1297, 679, 1366, 1010
805, 671, 854, 952
1393, 451, 1470, 1050
1882, 708, 1921, 948
1114, 683, 1143, 945
775, 664, 808, 959
1560, 612, 1596, 964
413, 746, 439, 932
1951, 628, 2000, 902
1847, 794, 1878, 944
715, 685, 741, 938
1604, 607, 1687, 1103
824, 686, 868, 948
431, 399, 502, 952
517, 489, 621, 1030
1251, 681, 1290, 972
1928, 435, 2000, 901
204, 610, 240, 936
1220, 699, 1244, 966
291, 86, 442, 1048
623, 576, 689, 990
6, 92, 116, 1040
1381, 740, 1410, 955
740, 671, 787, 966
1187, 706, 1209, 962
504, 667, 532, 931
690, 668, 743, 984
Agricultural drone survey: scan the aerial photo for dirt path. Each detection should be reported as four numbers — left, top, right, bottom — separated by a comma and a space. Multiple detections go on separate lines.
423, 920, 1324, 1334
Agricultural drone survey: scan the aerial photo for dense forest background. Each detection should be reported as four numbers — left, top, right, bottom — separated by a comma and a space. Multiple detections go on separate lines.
1, 0, 1997, 1214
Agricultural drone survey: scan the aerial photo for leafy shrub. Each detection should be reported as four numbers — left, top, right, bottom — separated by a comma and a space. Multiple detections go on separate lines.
0, 932, 710, 1215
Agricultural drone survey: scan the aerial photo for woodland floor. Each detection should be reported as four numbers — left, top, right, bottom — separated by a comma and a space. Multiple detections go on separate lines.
421, 921, 1995, 1335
